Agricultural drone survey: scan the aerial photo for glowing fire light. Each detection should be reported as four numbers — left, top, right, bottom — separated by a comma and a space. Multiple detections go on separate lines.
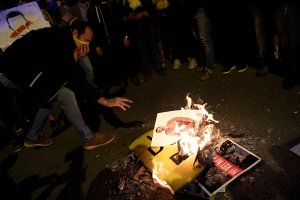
152, 159, 174, 194
180, 94, 219, 153
152, 94, 220, 190
179, 132, 200, 156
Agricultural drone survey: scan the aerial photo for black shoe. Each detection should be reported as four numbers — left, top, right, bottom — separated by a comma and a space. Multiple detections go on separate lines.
12, 142, 23, 153
156, 70, 166, 77
143, 72, 152, 81
222, 66, 236, 74
12, 132, 26, 153
256, 66, 269, 77
131, 76, 141, 86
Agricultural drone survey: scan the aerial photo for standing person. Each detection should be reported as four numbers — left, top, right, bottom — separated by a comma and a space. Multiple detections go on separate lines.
153, 0, 172, 62
71, 0, 97, 86
189, 0, 216, 80
282, 3, 300, 89
167, 0, 198, 70
251, 1, 281, 77
210, 1, 256, 74
119, 0, 166, 81
0, 21, 133, 150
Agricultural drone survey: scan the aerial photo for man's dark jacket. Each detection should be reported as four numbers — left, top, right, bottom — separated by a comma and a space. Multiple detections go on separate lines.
0, 27, 101, 107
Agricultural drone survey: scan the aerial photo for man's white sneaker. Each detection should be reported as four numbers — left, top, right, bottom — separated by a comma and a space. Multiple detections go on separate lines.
173, 59, 181, 69
188, 57, 197, 69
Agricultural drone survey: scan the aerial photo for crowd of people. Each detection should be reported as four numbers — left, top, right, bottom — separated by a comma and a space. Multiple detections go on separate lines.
0, 0, 299, 151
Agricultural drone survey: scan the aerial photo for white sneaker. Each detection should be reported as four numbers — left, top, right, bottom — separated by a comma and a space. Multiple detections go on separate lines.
188, 57, 197, 69
173, 59, 181, 69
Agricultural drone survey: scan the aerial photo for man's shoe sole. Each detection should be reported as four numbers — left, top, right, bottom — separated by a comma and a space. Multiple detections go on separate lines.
24, 142, 54, 148
222, 66, 236, 74
237, 66, 248, 73
84, 136, 116, 150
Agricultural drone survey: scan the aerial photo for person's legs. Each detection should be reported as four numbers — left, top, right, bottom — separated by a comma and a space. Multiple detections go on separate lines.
78, 55, 95, 86
252, 5, 275, 77
287, 5, 300, 78
196, 8, 215, 67
25, 87, 114, 149
194, 7, 216, 80
56, 87, 93, 141
24, 103, 55, 147
133, 31, 153, 80
57, 87, 115, 150
146, 26, 166, 76
282, 5, 300, 89
26, 104, 55, 140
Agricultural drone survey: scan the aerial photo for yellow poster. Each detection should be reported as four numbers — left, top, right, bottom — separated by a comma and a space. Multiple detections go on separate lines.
129, 130, 204, 192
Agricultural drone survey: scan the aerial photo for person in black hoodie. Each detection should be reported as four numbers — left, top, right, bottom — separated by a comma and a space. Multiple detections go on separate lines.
0, 21, 132, 150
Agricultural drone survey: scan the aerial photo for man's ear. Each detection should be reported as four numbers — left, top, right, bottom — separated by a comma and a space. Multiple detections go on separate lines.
72, 29, 78, 37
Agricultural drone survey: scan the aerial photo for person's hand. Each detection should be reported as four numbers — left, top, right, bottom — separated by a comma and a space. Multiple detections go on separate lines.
124, 36, 130, 48
95, 46, 102, 56
76, 44, 89, 59
97, 97, 133, 111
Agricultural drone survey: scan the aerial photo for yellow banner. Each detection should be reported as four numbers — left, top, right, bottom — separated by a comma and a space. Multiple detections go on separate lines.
129, 130, 204, 192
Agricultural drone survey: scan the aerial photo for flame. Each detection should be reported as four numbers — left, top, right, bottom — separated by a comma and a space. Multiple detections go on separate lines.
198, 129, 212, 150
178, 94, 219, 155
152, 159, 174, 194
152, 94, 220, 188
179, 132, 200, 156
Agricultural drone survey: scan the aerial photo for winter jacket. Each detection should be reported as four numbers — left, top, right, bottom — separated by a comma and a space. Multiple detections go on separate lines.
0, 27, 102, 107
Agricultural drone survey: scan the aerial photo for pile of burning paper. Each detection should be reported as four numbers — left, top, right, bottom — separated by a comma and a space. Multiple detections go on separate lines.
129, 94, 261, 197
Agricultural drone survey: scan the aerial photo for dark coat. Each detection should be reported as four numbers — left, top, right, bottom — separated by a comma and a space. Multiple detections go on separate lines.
0, 27, 101, 107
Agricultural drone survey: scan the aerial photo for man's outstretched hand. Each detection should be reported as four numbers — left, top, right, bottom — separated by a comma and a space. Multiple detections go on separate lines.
97, 97, 133, 111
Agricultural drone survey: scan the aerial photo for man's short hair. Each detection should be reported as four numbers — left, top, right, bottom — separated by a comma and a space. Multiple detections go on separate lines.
69, 19, 92, 36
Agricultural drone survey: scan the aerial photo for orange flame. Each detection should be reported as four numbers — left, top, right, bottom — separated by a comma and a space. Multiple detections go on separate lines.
152, 94, 220, 189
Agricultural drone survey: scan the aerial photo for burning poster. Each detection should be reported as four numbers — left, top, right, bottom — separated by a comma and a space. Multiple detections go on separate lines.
130, 95, 221, 192
129, 130, 205, 193
130, 95, 261, 196
196, 139, 261, 196
151, 110, 204, 147
0, 1, 50, 50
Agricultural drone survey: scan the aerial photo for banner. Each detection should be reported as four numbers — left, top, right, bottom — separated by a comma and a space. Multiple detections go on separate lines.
130, 131, 261, 196
0, 1, 50, 50
129, 130, 204, 192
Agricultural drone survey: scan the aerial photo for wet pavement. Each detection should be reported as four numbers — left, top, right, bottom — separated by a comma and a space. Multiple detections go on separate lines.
1, 63, 300, 200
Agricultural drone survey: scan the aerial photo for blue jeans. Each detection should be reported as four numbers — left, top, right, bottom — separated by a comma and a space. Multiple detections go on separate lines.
27, 87, 93, 141
79, 55, 94, 86
194, 7, 216, 68
251, 5, 275, 68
